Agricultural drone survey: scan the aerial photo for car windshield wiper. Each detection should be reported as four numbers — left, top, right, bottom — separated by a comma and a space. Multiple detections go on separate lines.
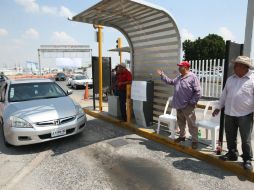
43, 95, 65, 99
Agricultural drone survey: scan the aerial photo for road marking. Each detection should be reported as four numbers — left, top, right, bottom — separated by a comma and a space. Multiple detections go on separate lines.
2, 150, 51, 190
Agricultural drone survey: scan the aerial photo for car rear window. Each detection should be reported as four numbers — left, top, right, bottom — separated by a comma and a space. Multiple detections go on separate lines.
8, 82, 67, 102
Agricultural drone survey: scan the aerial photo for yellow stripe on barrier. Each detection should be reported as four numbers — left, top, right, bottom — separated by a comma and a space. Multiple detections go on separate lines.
83, 108, 254, 182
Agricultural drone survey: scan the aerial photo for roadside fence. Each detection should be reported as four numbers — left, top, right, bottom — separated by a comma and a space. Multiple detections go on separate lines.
190, 59, 225, 98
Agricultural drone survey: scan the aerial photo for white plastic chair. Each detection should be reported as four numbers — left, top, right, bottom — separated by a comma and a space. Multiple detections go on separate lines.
196, 101, 220, 150
157, 97, 177, 139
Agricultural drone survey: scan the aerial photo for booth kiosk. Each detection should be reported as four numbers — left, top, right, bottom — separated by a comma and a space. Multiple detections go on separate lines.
108, 96, 121, 118
71, 0, 181, 124
131, 81, 154, 127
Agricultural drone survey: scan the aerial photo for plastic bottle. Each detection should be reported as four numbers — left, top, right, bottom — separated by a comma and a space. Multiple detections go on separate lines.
198, 129, 201, 139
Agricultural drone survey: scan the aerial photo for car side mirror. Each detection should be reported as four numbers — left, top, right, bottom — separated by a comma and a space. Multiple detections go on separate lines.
66, 89, 73, 95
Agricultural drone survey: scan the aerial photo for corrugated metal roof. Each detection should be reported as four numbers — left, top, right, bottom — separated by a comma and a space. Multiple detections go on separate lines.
71, 0, 181, 121
108, 47, 130, 53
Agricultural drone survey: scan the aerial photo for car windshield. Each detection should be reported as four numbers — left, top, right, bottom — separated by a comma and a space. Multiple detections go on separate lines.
8, 82, 66, 102
75, 75, 87, 80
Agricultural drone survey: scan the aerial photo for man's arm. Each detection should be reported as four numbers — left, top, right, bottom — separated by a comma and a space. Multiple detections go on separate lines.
157, 69, 175, 85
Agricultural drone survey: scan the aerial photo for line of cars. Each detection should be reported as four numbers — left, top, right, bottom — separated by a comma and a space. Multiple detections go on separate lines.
54, 72, 93, 89
0, 77, 87, 147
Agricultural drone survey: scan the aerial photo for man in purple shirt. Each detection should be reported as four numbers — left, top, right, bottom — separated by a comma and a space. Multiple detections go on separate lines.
157, 61, 201, 149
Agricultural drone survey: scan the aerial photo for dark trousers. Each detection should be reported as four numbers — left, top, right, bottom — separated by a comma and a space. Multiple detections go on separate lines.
225, 113, 253, 161
118, 90, 127, 121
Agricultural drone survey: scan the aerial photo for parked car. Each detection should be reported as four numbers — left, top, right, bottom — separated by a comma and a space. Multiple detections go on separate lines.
196, 71, 223, 83
55, 72, 66, 81
0, 78, 86, 146
70, 75, 93, 89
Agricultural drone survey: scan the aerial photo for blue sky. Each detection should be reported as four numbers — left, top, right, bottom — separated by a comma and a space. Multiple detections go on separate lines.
0, 0, 248, 68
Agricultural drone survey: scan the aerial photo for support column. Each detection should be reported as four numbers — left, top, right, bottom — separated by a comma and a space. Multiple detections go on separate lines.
244, 0, 254, 59
94, 25, 104, 112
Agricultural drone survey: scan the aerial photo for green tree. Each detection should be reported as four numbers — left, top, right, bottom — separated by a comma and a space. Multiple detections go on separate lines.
183, 34, 226, 61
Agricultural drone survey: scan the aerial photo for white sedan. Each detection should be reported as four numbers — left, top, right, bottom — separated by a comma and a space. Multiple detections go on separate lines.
70, 75, 93, 89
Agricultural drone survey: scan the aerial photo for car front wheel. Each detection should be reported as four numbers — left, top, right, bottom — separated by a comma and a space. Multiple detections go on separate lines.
0, 121, 12, 147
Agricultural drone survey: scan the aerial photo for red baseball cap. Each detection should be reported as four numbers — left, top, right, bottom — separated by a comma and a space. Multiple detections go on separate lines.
177, 61, 191, 68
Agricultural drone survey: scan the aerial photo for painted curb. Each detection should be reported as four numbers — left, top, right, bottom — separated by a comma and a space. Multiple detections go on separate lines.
84, 108, 254, 182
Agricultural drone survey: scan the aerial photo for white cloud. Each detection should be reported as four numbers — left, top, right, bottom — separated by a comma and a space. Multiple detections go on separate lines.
41, 6, 57, 15
51, 32, 78, 45
59, 6, 74, 18
218, 27, 235, 41
15, 0, 39, 13
0, 28, 8, 36
24, 28, 39, 39
16, 1, 75, 18
181, 28, 196, 41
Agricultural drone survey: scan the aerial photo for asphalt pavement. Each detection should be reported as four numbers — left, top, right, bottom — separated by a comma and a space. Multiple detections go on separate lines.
0, 81, 253, 190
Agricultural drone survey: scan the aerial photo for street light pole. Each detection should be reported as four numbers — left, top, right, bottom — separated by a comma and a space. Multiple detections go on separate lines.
38, 49, 42, 75
244, 0, 254, 59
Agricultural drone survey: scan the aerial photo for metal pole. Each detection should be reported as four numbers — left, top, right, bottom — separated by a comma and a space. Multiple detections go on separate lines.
120, 49, 122, 64
118, 37, 122, 64
97, 25, 103, 112
38, 49, 41, 75
244, 0, 254, 59
126, 84, 132, 123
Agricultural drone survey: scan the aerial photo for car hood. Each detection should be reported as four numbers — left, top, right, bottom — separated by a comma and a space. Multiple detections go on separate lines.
5, 97, 77, 123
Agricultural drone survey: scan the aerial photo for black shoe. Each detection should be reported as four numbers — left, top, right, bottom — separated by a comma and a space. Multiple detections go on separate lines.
243, 160, 253, 171
219, 152, 238, 161
174, 137, 186, 143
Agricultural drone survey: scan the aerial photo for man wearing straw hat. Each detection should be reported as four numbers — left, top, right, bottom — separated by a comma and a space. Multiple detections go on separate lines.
213, 55, 254, 171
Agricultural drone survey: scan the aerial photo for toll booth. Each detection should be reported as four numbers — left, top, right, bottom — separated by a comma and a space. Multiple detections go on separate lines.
131, 80, 154, 127
71, 0, 181, 123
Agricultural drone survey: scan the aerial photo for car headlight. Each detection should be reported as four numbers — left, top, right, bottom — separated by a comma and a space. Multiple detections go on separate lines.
10, 116, 33, 128
76, 106, 84, 115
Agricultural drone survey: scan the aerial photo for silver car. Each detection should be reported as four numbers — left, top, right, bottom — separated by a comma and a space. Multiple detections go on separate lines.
70, 75, 93, 89
0, 79, 86, 146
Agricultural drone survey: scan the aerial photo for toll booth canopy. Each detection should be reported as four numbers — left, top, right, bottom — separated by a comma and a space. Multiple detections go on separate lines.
72, 0, 181, 121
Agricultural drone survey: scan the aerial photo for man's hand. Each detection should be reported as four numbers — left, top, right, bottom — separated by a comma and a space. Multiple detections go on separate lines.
156, 69, 164, 76
212, 109, 220, 117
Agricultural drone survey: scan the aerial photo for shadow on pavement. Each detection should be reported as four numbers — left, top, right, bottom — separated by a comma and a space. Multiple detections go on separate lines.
126, 137, 243, 181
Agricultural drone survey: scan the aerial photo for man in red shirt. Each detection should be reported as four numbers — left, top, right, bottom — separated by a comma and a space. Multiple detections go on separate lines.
116, 63, 132, 121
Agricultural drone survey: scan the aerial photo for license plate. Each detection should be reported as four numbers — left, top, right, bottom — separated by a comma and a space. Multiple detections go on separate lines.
51, 128, 66, 137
